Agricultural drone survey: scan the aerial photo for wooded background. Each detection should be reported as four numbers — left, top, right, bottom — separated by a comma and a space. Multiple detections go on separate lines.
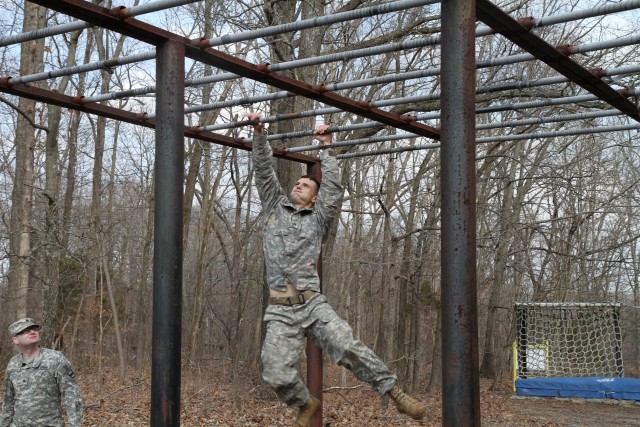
0, 0, 639, 399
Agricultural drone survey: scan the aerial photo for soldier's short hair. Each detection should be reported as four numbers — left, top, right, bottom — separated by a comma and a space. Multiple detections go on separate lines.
299, 175, 320, 194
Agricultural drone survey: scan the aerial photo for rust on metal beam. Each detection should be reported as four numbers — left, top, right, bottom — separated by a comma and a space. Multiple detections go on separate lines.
476, 0, 640, 123
30, 0, 441, 141
0, 81, 317, 164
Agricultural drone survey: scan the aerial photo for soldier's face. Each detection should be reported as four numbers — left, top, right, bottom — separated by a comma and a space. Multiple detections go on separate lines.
12, 326, 40, 346
290, 177, 318, 209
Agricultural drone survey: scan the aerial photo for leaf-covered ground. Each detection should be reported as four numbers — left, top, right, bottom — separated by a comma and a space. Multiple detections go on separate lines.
80, 366, 640, 426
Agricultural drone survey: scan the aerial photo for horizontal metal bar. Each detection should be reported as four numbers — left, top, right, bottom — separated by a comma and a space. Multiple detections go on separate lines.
0, 21, 90, 48
267, 34, 441, 73
337, 143, 440, 159
0, 0, 199, 48
477, 123, 640, 144
202, 0, 439, 47
287, 132, 420, 153
535, 0, 640, 27
120, 0, 201, 18
266, 121, 385, 142
476, 63, 640, 96
476, 87, 640, 115
201, 107, 340, 132
181, 91, 292, 119
84, 72, 238, 104
7, 51, 156, 86
83, 84, 159, 103
478, 109, 624, 130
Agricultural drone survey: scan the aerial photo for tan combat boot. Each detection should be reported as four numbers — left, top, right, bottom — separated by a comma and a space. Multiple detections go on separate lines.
293, 396, 320, 427
389, 385, 427, 420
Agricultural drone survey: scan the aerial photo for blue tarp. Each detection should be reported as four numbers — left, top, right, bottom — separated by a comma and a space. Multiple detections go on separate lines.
516, 377, 640, 401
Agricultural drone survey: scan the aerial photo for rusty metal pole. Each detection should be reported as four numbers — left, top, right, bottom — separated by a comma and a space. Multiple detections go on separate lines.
151, 40, 185, 427
307, 161, 323, 427
440, 0, 481, 426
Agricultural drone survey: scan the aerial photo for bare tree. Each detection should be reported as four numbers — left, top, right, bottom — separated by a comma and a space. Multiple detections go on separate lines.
6, 2, 47, 324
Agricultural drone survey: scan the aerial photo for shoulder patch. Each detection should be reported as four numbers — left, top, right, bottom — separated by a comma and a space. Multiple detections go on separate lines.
57, 364, 76, 378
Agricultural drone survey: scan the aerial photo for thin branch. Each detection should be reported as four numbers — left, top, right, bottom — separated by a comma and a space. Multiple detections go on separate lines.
0, 94, 48, 132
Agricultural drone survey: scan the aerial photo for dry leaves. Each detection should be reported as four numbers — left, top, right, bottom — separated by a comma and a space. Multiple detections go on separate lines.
79, 367, 639, 426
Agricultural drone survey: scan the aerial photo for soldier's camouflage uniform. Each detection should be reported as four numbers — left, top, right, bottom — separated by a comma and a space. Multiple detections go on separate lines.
253, 135, 397, 408
0, 348, 83, 427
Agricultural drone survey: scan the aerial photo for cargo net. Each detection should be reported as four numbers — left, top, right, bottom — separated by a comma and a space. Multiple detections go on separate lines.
514, 303, 624, 379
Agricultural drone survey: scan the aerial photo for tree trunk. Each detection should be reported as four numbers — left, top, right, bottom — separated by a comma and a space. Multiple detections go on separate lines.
480, 155, 518, 379
375, 159, 397, 363
395, 153, 435, 389
133, 180, 155, 370
6, 2, 47, 322
427, 309, 442, 392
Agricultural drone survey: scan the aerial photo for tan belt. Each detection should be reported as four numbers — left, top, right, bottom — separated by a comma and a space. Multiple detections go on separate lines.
269, 289, 317, 306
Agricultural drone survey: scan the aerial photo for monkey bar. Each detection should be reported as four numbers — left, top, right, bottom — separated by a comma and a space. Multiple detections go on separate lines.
0, 0, 199, 47
201, 0, 440, 48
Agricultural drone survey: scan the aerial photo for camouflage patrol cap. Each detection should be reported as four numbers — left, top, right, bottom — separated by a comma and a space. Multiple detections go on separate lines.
8, 318, 40, 336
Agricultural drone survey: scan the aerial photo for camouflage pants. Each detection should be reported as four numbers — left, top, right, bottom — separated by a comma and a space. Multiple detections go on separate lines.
261, 293, 397, 407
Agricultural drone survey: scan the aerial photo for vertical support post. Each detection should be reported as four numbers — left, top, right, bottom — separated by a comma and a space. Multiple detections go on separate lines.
151, 40, 185, 427
440, 0, 481, 426
307, 161, 323, 427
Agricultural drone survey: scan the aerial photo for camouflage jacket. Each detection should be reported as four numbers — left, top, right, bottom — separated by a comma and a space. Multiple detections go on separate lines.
0, 347, 83, 427
253, 135, 343, 292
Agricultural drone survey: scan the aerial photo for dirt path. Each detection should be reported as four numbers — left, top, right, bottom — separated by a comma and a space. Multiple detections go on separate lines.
492, 396, 640, 427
